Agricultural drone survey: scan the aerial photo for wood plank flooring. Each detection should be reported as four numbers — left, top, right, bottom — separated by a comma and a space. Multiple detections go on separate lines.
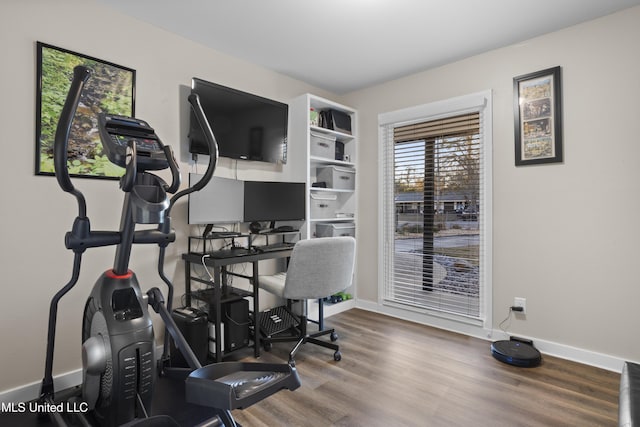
231, 308, 620, 427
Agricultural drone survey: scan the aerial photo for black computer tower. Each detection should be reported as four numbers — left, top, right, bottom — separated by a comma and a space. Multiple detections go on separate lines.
170, 307, 208, 366
224, 299, 250, 351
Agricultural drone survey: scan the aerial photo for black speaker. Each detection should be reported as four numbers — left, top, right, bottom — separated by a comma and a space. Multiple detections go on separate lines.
335, 141, 345, 161
170, 307, 208, 367
224, 299, 249, 351
249, 221, 262, 234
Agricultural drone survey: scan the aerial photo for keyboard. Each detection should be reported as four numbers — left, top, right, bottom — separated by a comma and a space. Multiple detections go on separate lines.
208, 247, 252, 258
257, 242, 295, 253
208, 231, 242, 238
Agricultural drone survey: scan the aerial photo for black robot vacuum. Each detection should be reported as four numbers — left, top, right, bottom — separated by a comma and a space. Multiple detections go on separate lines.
491, 337, 541, 367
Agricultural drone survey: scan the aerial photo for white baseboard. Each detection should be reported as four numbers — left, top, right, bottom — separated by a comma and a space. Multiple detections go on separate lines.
0, 369, 82, 405
355, 299, 627, 373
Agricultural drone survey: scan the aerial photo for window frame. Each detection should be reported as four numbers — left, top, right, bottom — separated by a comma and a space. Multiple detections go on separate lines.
378, 90, 493, 332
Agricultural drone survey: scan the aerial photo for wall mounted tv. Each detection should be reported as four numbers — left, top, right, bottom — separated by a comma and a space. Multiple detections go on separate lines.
189, 78, 289, 164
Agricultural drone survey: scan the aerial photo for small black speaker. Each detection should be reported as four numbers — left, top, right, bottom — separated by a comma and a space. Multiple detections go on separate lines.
249, 221, 262, 234
170, 307, 208, 367
335, 141, 345, 161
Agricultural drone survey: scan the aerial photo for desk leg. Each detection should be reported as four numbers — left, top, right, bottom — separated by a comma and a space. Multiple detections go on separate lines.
184, 260, 191, 307
252, 261, 261, 358
221, 267, 228, 295
213, 265, 222, 363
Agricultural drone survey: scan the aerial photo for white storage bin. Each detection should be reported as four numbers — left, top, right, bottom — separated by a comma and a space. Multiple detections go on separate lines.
316, 222, 355, 238
310, 131, 336, 159
309, 193, 337, 219
317, 166, 355, 190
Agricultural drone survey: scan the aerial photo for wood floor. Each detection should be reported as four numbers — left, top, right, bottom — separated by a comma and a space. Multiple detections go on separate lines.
231, 308, 620, 427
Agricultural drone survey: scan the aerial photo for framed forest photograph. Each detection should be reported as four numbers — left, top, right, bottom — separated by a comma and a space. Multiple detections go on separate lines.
35, 42, 136, 179
513, 66, 563, 166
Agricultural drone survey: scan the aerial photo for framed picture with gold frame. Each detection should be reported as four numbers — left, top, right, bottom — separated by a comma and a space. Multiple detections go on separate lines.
513, 66, 562, 166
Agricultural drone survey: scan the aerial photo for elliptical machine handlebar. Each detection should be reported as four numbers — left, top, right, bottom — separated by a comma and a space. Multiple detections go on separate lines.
163, 145, 181, 194
166, 93, 219, 214
53, 65, 92, 217
119, 140, 137, 193
52, 66, 122, 252
155, 92, 219, 348
187, 93, 218, 192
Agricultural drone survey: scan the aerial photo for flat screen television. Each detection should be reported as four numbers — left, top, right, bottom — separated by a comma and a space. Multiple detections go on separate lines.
188, 174, 245, 225
243, 181, 306, 224
189, 78, 289, 164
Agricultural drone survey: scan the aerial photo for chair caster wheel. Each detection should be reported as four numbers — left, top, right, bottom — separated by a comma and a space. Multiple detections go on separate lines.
264, 341, 272, 352
330, 332, 339, 342
333, 351, 342, 361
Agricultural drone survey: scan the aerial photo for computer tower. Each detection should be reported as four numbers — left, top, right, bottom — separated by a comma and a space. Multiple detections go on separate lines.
224, 299, 250, 351
170, 307, 208, 367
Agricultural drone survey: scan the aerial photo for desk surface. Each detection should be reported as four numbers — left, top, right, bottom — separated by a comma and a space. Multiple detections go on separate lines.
183, 247, 293, 266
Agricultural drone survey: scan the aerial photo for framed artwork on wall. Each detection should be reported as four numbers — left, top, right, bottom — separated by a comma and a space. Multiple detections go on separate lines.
513, 66, 563, 166
35, 42, 136, 179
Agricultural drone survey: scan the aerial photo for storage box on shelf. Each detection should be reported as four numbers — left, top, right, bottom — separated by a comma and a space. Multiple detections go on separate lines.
317, 165, 355, 191
310, 131, 336, 159
315, 222, 356, 238
308, 126, 356, 167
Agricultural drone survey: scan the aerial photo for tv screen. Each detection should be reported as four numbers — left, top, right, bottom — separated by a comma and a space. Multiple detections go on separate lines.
243, 181, 306, 223
188, 174, 245, 224
189, 78, 288, 164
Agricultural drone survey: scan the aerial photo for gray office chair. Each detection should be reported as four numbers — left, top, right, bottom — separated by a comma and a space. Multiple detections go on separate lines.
258, 236, 356, 364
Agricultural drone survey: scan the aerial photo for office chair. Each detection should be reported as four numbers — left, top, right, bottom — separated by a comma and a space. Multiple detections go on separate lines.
258, 236, 356, 364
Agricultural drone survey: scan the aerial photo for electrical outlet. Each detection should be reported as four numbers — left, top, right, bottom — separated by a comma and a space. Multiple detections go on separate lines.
514, 297, 526, 314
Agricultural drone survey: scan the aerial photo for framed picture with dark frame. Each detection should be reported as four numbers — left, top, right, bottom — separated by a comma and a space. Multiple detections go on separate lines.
513, 66, 562, 166
35, 42, 136, 179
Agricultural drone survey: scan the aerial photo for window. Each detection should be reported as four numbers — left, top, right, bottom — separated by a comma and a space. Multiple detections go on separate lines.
379, 91, 492, 326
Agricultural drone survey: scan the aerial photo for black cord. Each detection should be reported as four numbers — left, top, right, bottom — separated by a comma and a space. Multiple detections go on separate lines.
498, 305, 525, 335
499, 307, 514, 335
224, 312, 250, 327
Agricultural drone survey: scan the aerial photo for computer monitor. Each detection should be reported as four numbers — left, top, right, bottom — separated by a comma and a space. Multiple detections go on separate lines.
243, 181, 306, 224
188, 174, 244, 225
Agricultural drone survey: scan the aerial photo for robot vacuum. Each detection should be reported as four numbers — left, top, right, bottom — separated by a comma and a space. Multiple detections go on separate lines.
491, 338, 541, 367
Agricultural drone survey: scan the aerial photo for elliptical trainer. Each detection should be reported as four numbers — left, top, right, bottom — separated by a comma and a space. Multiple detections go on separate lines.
39, 66, 300, 426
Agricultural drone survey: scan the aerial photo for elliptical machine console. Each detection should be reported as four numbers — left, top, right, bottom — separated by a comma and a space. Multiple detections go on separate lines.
39, 66, 300, 427
99, 114, 168, 170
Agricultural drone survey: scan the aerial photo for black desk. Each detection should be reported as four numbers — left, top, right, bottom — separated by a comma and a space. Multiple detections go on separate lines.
182, 248, 293, 362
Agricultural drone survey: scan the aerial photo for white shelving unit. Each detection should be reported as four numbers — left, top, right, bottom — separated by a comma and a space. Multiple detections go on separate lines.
290, 94, 358, 319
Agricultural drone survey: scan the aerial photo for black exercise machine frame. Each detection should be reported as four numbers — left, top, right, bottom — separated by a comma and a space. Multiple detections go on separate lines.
38, 66, 299, 427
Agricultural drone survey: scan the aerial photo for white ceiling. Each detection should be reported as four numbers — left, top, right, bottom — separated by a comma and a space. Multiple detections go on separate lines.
97, 0, 640, 94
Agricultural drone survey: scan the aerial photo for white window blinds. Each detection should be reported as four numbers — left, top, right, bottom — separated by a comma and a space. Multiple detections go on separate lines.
380, 95, 490, 323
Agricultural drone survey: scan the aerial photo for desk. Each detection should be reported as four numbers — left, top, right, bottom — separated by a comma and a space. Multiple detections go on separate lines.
182, 248, 293, 362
